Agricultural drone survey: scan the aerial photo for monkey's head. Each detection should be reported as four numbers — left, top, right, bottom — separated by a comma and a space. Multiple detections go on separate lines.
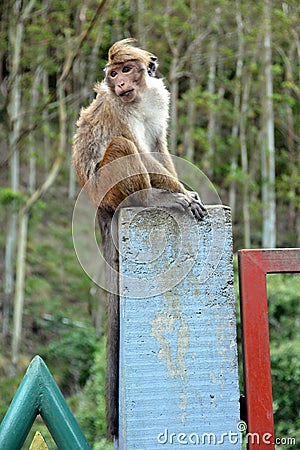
105, 38, 158, 103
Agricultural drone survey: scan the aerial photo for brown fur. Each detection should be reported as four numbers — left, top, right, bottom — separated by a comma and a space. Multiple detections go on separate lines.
107, 38, 155, 67
72, 39, 205, 439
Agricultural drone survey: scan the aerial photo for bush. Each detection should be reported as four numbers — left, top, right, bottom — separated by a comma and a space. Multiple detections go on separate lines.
267, 274, 300, 448
75, 337, 113, 449
38, 326, 97, 393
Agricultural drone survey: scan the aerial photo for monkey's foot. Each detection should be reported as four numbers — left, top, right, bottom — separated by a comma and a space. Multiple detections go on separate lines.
188, 191, 207, 221
150, 189, 207, 221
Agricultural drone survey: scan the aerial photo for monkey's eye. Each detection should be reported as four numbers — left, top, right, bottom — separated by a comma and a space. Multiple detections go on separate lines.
110, 70, 118, 78
122, 66, 132, 74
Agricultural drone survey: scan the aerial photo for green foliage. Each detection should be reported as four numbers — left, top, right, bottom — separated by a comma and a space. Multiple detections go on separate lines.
29, 200, 47, 225
75, 338, 113, 449
0, 371, 24, 422
38, 327, 97, 391
267, 274, 300, 446
271, 341, 300, 445
0, 188, 23, 207
236, 271, 300, 447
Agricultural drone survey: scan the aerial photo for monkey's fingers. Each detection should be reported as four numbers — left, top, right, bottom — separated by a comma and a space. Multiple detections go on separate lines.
189, 200, 207, 220
170, 192, 206, 221
188, 191, 207, 221
150, 190, 206, 221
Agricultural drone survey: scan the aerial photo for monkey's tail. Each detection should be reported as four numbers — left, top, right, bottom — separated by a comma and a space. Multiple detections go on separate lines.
97, 208, 119, 440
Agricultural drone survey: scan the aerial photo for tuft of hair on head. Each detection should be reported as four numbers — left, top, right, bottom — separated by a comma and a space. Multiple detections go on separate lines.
107, 38, 158, 74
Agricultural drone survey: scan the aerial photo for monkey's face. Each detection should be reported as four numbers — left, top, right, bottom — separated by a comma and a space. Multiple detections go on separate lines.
106, 61, 145, 103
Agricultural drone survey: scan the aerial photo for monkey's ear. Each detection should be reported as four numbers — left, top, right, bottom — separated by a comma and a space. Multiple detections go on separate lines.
148, 55, 158, 77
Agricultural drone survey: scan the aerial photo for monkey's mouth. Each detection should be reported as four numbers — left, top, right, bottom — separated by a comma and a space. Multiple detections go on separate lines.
119, 89, 134, 97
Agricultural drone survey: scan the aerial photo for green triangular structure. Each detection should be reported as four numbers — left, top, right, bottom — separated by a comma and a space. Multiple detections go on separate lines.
0, 356, 91, 450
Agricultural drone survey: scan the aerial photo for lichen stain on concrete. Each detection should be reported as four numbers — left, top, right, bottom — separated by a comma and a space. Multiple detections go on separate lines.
210, 370, 217, 384
150, 293, 190, 423
215, 304, 237, 385
150, 308, 189, 382
180, 391, 187, 424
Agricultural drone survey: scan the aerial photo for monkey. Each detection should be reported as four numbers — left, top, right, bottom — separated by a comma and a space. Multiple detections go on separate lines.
72, 38, 206, 439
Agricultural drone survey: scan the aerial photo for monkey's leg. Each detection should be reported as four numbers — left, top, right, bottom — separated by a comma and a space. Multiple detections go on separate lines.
139, 153, 207, 220
98, 136, 152, 211
97, 137, 153, 440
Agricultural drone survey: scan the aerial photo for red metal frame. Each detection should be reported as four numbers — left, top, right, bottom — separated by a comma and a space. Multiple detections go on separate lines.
238, 248, 300, 450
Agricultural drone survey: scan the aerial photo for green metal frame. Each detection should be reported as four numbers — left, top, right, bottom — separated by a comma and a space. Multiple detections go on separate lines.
0, 355, 91, 450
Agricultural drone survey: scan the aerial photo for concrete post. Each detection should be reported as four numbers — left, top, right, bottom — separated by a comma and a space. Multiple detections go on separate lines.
118, 206, 241, 449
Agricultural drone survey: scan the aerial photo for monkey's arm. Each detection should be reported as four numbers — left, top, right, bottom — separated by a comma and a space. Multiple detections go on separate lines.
72, 119, 106, 188
154, 138, 179, 178
138, 151, 206, 220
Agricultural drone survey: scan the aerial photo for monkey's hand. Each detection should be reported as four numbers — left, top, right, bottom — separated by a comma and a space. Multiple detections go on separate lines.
187, 191, 207, 221
150, 190, 206, 221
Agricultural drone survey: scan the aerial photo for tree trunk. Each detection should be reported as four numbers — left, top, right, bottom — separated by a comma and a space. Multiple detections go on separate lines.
42, 70, 51, 171
3, 2, 25, 339
184, 79, 197, 161
229, 0, 244, 221
11, 145, 63, 363
136, 0, 146, 47
206, 7, 221, 178
261, 0, 276, 248
11, 79, 66, 363
183, 0, 203, 162
29, 66, 42, 193
207, 41, 217, 178
11, 212, 28, 365
240, 72, 251, 248
169, 54, 179, 155
281, 4, 298, 240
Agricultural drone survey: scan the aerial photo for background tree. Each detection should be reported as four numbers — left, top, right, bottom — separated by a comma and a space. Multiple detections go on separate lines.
261, 0, 276, 248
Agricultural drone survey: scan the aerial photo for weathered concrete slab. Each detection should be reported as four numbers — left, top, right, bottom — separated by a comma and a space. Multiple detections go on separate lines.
118, 206, 241, 449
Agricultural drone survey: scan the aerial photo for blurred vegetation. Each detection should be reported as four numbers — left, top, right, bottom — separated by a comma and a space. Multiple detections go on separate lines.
268, 274, 300, 448
0, 0, 299, 448
235, 265, 300, 449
